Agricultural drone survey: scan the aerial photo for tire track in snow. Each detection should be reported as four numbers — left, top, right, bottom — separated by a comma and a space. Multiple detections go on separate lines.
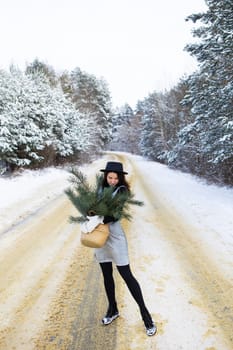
0, 196, 83, 349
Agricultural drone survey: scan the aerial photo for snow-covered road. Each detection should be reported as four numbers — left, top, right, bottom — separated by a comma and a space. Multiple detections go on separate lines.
0, 153, 232, 350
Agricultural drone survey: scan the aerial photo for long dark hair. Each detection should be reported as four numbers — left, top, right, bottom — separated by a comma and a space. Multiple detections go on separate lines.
102, 171, 130, 191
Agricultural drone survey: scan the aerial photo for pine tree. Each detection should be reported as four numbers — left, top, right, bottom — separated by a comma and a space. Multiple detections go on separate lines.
60, 67, 113, 153
0, 66, 94, 169
0, 67, 47, 167
25, 59, 58, 87
108, 104, 138, 153
139, 92, 169, 161
179, 0, 233, 182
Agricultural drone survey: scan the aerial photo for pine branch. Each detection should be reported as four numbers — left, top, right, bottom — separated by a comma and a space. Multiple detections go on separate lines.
65, 167, 144, 223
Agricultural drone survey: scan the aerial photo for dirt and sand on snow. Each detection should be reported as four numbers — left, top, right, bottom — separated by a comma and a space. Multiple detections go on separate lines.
0, 153, 232, 350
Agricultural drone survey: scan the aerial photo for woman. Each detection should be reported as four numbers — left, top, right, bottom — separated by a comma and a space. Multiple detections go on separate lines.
95, 161, 157, 336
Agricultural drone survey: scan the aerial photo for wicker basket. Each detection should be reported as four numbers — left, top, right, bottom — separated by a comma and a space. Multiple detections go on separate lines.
81, 223, 109, 248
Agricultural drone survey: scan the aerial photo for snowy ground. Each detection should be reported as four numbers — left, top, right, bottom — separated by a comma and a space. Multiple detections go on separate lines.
0, 152, 232, 349
135, 156, 233, 281
0, 167, 70, 233
1, 155, 232, 279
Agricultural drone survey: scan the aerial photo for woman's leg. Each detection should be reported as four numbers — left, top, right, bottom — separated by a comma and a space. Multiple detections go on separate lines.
117, 264, 156, 335
116, 264, 146, 312
99, 262, 119, 324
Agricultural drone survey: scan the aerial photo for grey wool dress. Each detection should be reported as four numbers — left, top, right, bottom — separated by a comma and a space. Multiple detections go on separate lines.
94, 220, 129, 266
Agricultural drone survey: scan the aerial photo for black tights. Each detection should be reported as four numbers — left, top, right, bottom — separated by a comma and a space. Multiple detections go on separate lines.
99, 262, 148, 314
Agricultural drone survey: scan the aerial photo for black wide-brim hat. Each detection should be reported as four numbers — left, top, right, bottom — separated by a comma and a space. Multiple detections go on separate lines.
100, 161, 128, 174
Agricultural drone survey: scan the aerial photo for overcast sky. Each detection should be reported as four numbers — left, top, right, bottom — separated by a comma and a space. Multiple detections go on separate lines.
0, 0, 207, 107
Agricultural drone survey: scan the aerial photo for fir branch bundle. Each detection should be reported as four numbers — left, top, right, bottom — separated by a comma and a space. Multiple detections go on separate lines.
65, 167, 143, 223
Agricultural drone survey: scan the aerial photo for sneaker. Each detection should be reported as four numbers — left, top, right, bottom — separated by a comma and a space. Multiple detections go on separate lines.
102, 304, 119, 325
102, 311, 119, 325
141, 308, 157, 336
146, 322, 157, 336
